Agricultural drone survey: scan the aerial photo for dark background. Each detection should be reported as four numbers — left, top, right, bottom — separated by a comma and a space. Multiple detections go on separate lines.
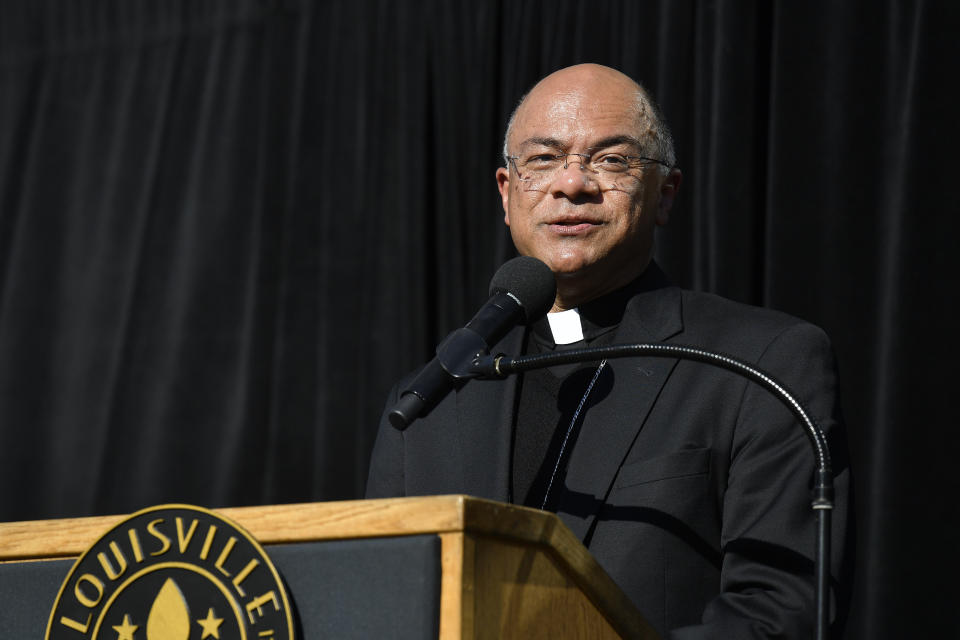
1, 1, 957, 637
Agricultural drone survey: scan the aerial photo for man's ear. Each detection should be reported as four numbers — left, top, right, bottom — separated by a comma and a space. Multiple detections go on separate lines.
656, 168, 682, 226
496, 166, 511, 226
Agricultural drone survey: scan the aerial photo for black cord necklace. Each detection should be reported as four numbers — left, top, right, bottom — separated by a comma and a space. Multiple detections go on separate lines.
540, 359, 608, 510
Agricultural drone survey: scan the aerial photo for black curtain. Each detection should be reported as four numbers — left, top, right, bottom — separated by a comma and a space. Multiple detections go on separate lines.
1, 1, 956, 637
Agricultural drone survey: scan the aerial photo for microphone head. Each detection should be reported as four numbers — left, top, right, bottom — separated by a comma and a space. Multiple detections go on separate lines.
488, 256, 556, 324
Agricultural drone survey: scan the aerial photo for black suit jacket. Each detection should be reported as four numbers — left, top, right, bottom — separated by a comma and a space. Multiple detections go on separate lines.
367, 267, 852, 638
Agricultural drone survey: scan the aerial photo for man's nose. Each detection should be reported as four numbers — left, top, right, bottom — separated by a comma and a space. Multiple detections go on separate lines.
549, 157, 601, 198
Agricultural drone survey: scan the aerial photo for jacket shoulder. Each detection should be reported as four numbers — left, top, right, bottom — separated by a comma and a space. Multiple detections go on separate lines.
676, 289, 831, 355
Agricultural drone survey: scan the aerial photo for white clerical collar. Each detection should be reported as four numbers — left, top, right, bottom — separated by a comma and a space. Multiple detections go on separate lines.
546, 308, 584, 344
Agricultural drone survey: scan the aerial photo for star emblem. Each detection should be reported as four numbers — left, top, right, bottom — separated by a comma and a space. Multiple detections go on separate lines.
113, 614, 138, 640
197, 608, 224, 639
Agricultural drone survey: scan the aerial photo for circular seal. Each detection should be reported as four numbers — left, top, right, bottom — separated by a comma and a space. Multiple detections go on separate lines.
46, 504, 295, 640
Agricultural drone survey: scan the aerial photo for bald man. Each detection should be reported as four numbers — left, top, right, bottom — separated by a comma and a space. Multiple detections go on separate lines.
367, 64, 851, 638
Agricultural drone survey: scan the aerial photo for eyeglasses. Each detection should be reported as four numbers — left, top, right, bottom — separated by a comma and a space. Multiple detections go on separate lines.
506, 152, 670, 191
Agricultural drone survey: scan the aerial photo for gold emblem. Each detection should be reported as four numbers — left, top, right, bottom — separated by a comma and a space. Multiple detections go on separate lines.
46, 505, 294, 639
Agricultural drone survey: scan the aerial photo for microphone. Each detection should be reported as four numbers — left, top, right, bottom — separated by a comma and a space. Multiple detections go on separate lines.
388, 256, 556, 430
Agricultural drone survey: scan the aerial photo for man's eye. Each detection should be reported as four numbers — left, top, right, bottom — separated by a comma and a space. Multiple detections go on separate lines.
525, 154, 561, 168
595, 154, 630, 170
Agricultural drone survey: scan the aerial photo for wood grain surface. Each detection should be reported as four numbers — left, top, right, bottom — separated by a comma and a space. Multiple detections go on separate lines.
0, 495, 658, 639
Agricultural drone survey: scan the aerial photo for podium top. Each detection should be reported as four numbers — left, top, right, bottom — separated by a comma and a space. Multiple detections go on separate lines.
0, 495, 583, 559
0, 496, 657, 639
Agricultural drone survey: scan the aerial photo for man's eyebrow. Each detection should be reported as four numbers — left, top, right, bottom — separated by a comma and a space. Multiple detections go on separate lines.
586, 135, 646, 152
516, 134, 647, 153
517, 136, 565, 150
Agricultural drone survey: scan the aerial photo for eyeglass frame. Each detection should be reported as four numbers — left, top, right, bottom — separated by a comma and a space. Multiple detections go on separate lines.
505, 152, 672, 182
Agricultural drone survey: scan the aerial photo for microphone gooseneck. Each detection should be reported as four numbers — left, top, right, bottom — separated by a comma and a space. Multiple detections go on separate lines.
473, 342, 834, 640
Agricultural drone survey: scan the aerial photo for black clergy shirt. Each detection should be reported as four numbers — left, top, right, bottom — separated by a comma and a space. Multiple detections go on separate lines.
510, 264, 671, 510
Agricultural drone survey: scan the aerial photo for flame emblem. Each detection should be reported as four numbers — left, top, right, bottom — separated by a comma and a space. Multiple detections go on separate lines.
146, 578, 190, 640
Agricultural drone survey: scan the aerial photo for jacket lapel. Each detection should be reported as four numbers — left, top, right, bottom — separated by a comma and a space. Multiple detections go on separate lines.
555, 285, 685, 542
454, 325, 525, 502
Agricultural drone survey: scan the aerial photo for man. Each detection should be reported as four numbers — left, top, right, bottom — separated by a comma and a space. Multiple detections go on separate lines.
367, 64, 851, 638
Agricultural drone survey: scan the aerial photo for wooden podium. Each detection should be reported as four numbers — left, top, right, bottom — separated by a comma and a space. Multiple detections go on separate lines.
0, 496, 658, 639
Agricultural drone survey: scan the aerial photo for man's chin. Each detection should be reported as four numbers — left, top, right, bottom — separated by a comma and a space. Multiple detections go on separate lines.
533, 254, 597, 278
550, 260, 608, 283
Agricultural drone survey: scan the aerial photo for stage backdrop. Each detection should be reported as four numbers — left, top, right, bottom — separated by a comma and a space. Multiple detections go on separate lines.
0, 1, 957, 638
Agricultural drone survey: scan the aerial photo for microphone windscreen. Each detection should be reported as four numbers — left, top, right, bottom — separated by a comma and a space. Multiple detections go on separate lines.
488, 256, 556, 324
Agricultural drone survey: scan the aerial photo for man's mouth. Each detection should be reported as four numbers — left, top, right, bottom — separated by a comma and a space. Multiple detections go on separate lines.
546, 217, 602, 234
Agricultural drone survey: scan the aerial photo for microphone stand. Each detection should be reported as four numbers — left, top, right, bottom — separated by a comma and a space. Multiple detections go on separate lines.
471, 342, 834, 640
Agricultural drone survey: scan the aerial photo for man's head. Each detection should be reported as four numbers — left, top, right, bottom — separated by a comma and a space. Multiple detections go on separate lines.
496, 64, 682, 312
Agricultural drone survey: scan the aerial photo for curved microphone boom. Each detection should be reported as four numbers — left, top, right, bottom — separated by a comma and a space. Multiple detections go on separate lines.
388, 256, 555, 430
472, 343, 835, 640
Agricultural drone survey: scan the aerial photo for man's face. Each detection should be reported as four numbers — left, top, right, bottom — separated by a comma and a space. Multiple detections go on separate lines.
496, 67, 680, 311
